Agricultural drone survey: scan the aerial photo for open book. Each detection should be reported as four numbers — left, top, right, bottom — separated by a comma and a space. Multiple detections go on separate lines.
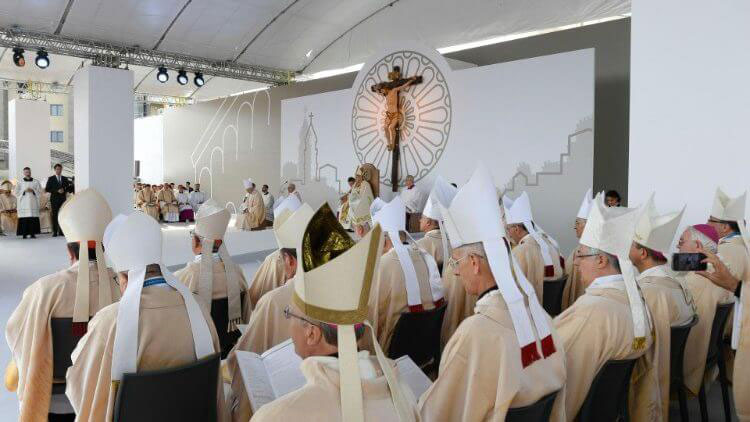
235, 339, 432, 412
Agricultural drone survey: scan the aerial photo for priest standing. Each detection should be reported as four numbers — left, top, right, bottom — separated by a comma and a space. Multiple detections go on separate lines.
65, 211, 225, 421
5, 189, 120, 421
261, 184, 274, 228
15, 167, 42, 239
189, 183, 206, 212
400, 175, 426, 233
0, 180, 18, 235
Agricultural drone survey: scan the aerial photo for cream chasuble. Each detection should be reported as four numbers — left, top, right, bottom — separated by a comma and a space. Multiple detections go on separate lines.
157, 188, 179, 222
65, 287, 226, 422
5, 262, 120, 421
554, 278, 656, 421
367, 246, 437, 352
416, 229, 444, 266
175, 258, 252, 324
247, 249, 286, 309
419, 291, 567, 421
135, 188, 159, 220
681, 271, 734, 395
0, 192, 18, 233
251, 353, 419, 422
561, 247, 585, 310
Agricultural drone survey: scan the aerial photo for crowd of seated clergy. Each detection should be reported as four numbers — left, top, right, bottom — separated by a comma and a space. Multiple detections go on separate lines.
4, 169, 748, 422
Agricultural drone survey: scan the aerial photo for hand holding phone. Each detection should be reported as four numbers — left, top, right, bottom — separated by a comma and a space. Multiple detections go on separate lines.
672, 253, 707, 272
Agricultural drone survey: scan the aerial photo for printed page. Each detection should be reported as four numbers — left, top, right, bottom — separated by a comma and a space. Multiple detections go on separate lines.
261, 339, 306, 398
395, 356, 433, 398
235, 351, 276, 412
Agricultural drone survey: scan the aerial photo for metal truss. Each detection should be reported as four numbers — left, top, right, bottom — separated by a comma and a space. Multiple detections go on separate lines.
0, 27, 294, 85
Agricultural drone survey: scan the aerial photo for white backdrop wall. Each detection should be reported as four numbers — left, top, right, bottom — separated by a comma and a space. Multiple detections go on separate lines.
134, 115, 164, 185
8, 99, 50, 181
629, 1, 750, 226
281, 48, 594, 253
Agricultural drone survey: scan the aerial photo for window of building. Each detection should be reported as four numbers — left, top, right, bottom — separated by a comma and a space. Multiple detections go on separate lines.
50, 131, 64, 143
50, 104, 64, 116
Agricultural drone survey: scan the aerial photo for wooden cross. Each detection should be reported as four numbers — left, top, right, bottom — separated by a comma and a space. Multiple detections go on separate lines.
371, 66, 423, 191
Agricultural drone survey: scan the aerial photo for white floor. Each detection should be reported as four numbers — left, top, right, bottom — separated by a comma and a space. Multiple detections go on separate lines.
0, 227, 270, 419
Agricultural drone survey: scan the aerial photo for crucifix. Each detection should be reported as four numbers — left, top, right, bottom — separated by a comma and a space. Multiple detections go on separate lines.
371, 66, 422, 191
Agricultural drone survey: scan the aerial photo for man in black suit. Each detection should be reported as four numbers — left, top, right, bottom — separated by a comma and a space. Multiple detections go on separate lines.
45, 163, 72, 237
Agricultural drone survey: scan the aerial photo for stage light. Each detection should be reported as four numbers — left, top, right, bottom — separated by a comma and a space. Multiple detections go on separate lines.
156, 67, 169, 83
35, 50, 49, 68
12, 48, 25, 67
194, 72, 205, 87
176, 69, 188, 85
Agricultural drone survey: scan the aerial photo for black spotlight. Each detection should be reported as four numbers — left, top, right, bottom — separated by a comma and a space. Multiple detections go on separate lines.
194, 72, 205, 87
34, 50, 49, 69
12, 48, 25, 67
156, 67, 169, 83
176, 69, 188, 85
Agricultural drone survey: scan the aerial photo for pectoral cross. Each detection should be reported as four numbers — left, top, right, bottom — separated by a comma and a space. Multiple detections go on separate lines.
371, 66, 423, 192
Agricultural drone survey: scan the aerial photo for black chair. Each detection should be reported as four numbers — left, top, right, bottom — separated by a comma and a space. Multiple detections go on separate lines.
577, 358, 638, 422
543, 276, 568, 317
50, 317, 86, 395
210, 292, 245, 359
698, 302, 734, 422
112, 352, 220, 422
670, 314, 699, 421
387, 304, 447, 374
506, 390, 559, 422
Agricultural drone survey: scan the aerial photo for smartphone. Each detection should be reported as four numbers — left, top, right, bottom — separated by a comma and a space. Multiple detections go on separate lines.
672, 253, 707, 272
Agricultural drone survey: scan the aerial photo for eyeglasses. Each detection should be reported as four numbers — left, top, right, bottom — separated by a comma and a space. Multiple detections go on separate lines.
447, 252, 485, 269
574, 252, 599, 260
283, 305, 319, 327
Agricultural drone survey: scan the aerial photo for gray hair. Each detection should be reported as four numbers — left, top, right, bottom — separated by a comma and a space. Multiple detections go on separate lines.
584, 246, 621, 272
455, 242, 487, 258
687, 227, 718, 254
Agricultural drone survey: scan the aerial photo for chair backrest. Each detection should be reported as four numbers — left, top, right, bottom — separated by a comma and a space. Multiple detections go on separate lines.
210, 292, 245, 359
50, 317, 86, 379
705, 302, 734, 367
387, 304, 447, 368
670, 314, 699, 382
543, 276, 568, 317
113, 353, 220, 422
577, 359, 638, 422
506, 390, 559, 422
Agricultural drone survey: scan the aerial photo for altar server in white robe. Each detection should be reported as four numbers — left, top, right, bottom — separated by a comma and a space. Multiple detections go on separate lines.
5, 189, 120, 421
419, 165, 566, 421
562, 189, 594, 310
175, 199, 251, 351
628, 195, 695, 421
704, 188, 750, 420
65, 212, 225, 421
15, 167, 43, 238
251, 203, 419, 422
246, 195, 302, 308
367, 196, 444, 352
227, 203, 315, 421
189, 183, 206, 212
400, 175, 427, 233
554, 194, 657, 421
504, 192, 565, 301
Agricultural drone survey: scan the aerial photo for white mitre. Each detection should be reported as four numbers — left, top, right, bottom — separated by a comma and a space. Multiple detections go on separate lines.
580, 193, 651, 350
276, 203, 315, 249
711, 187, 747, 222
504, 191, 556, 267
273, 195, 303, 246
633, 194, 684, 254
576, 188, 594, 219
440, 165, 557, 367
105, 212, 214, 388
194, 199, 244, 331
291, 204, 414, 422
371, 196, 443, 308
242, 178, 253, 189
422, 176, 457, 222
58, 188, 114, 334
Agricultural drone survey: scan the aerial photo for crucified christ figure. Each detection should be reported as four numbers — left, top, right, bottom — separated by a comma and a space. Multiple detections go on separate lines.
371, 66, 422, 151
